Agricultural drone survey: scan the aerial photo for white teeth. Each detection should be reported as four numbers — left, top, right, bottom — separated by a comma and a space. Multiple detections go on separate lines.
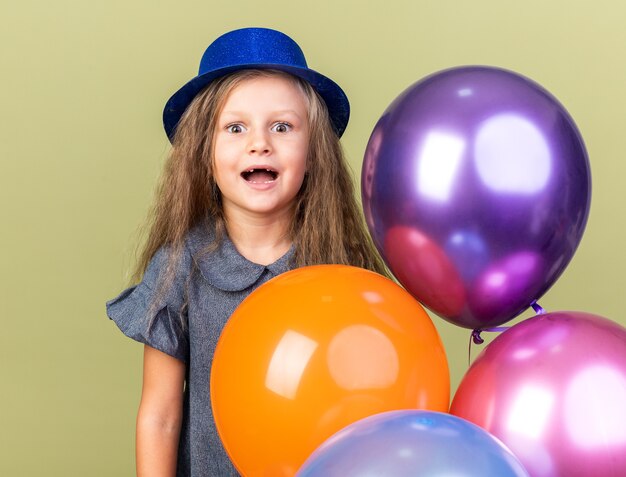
241, 168, 278, 183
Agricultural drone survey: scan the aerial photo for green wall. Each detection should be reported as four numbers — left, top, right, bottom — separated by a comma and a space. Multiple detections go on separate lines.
3, 0, 624, 474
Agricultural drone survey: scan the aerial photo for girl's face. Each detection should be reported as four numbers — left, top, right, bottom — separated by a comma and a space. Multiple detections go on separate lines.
213, 74, 309, 222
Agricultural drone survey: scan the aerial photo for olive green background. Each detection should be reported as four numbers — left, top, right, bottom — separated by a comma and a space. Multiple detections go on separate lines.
2, 0, 624, 474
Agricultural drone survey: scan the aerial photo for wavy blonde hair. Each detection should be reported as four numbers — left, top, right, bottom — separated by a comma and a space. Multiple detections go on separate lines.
133, 69, 387, 291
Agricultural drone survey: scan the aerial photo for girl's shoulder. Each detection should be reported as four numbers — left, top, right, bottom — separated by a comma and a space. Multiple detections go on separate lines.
104, 226, 217, 363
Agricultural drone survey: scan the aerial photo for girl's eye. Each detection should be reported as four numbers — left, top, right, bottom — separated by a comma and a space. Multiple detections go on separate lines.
272, 122, 292, 133
226, 124, 246, 134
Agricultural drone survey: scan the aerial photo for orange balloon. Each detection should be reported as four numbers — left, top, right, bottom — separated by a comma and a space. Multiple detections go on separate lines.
211, 265, 450, 476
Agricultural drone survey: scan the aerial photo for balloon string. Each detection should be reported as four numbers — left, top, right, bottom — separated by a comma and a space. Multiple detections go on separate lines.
467, 301, 546, 364
531, 300, 547, 315
468, 327, 510, 365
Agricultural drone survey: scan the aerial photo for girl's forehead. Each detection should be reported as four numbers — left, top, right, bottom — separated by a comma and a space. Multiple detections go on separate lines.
230, 75, 291, 92
223, 74, 307, 106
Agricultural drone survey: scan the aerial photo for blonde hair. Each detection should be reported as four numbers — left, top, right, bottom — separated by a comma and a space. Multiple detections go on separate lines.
134, 69, 387, 292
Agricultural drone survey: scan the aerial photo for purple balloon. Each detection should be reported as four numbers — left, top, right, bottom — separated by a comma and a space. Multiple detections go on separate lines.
296, 410, 529, 476
451, 311, 626, 477
362, 66, 591, 328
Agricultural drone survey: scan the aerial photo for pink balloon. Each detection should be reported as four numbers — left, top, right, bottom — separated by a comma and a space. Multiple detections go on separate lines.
451, 311, 626, 477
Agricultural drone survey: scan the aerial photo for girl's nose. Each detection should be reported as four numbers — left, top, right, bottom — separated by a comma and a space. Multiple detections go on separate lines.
248, 130, 272, 155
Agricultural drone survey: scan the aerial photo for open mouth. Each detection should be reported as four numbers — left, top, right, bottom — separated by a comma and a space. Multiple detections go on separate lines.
241, 168, 279, 183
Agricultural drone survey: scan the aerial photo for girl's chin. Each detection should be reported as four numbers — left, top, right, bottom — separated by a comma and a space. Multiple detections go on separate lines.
222, 200, 297, 220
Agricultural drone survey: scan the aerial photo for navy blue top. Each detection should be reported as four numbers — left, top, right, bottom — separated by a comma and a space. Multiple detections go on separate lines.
106, 222, 294, 476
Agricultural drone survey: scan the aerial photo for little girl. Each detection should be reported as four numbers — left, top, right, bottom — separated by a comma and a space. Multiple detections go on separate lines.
106, 27, 387, 476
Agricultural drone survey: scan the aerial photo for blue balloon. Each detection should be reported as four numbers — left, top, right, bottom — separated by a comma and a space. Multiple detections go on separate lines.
297, 410, 529, 477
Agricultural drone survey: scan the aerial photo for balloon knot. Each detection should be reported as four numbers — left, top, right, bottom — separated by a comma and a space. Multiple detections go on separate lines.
472, 329, 485, 345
